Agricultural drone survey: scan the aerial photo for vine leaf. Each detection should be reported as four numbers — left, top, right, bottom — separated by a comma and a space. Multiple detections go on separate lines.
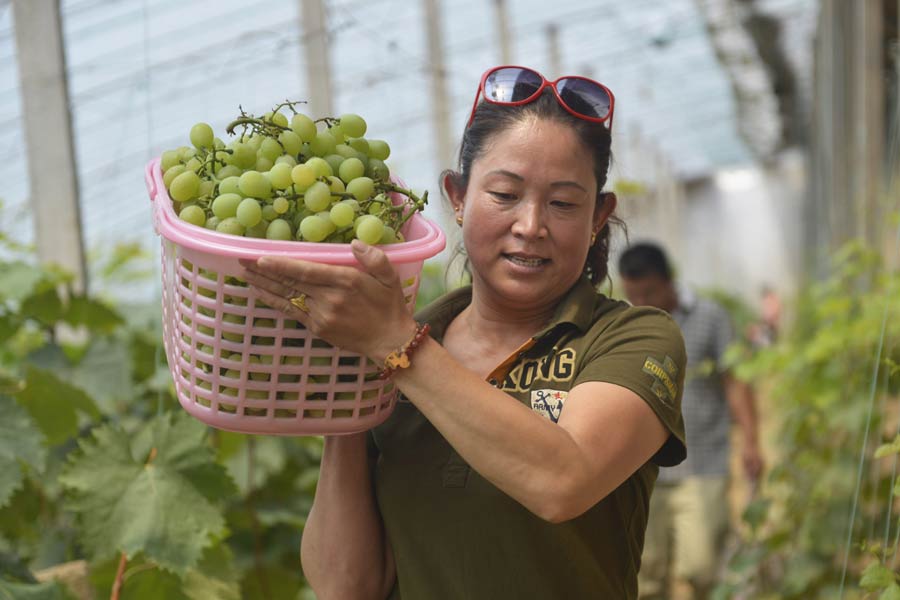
0, 261, 44, 304
20, 288, 65, 327
59, 412, 236, 575
183, 542, 242, 600
0, 396, 45, 508
13, 366, 99, 446
740, 497, 770, 535
861, 562, 897, 591
0, 579, 73, 600
882, 583, 900, 600
63, 295, 124, 333
90, 543, 242, 600
875, 434, 900, 459
218, 433, 287, 495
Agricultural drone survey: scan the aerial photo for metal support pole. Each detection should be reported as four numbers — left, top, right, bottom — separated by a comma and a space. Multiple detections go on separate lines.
301, 0, 334, 118
492, 0, 513, 64
850, 0, 883, 246
423, 0, 454, 169
545, 23, 562, 77
12, 0, 87, 292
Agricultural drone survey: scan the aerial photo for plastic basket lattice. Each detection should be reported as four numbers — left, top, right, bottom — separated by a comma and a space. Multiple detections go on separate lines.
147, 158, 445, 435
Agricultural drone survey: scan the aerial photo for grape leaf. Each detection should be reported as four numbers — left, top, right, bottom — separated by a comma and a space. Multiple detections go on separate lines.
741, 497, 770, 534
299, 587, 317, 600
107, 565, 185, 600
183, 542, 241, 600
129, 329, 162, 384
239, 564, 306, 600
88, 544, 241, 600
883, 583, 900, 600
27, 340, 131, 416
0, 315, 19, 346
96, 242, 151, 281
63, 296, 124, 333
0, 396, 46, 508
20, 288, 65, 327
861, 561, 898, 591
0, 550, 37, 583
0, 372, 23, 396
222, 435, 287, 495
781, 553, 824, 595
14, 366, 100, 446
59, 412, 235, 575
0, 262, 44, 304
876, 434, 900, 459
0, 579, 73, 600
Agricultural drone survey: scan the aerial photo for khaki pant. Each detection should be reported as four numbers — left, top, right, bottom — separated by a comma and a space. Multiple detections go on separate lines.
638, 476, 730, 600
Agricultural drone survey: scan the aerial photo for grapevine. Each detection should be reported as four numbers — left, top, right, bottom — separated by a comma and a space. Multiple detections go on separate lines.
159, 99, 428, 246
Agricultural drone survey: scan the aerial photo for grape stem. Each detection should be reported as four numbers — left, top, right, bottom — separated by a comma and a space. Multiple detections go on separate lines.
274, 99, 308, 115
225, 116, 289, 137
201, 147, 232, 179
213, 101, 430, 239
110, 552, 127, 600
314, 117, 340, 127
378, 182, 427, 206
377, 183, 428, 231
225, 100, 310, 137
395, 192, 428, 231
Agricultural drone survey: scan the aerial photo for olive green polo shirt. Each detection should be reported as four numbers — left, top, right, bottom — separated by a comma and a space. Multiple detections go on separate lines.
370, 276, 687, 599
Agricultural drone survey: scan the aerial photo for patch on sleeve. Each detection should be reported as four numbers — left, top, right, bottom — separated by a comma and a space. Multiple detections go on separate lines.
642, 355, 679, 405
530, 389, 568, 423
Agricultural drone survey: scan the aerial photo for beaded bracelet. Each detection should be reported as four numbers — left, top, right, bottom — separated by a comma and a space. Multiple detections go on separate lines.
377, 322, 431, 380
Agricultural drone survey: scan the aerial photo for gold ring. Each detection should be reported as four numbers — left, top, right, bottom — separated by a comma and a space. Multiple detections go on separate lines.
289, 293, 310, 313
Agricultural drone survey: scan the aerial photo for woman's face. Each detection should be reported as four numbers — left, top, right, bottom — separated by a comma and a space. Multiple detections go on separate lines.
450, 117, 606, 311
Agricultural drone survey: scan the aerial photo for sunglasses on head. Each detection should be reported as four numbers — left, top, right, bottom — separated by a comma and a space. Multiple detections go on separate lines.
467, 65, 615, 132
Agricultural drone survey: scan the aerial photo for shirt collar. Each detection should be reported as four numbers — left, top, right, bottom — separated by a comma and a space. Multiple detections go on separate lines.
536, 276, 599, 336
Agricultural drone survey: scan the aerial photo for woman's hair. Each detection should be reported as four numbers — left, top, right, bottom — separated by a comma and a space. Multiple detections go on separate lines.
443, 89, 622, 285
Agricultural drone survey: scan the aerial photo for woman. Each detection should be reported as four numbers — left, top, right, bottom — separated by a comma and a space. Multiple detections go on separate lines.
241, 66, 687, 599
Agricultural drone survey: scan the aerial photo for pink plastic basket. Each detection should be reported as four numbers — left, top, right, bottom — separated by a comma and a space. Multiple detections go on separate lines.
145, 158, 445, 435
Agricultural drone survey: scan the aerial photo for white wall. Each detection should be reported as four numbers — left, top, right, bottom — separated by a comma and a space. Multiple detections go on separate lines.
611, 149, 806, 311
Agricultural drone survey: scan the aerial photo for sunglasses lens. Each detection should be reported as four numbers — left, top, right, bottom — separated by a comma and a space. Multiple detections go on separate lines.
484, 67, 543, 103
555, 78, 611, 120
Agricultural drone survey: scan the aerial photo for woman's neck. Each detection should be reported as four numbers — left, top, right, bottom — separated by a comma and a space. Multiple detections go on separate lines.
461, 280, 558, 345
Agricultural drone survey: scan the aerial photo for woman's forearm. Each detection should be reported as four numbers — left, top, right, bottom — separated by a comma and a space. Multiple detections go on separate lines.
391, 337, 595, 522
300, 433, 395, 599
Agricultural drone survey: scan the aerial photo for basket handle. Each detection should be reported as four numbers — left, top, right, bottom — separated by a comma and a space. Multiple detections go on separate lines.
145, 159, 162, 235
145, 159, 158, 201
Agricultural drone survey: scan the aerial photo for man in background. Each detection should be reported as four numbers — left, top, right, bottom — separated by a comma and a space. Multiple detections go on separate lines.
619, 242, 763, 600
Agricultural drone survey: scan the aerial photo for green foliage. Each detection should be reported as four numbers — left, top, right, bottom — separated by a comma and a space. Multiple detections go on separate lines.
414, 259, 460, 311
716, 241, 900, 599
0, 580, 74, 600
0, 396, 46, 508
875, 434, 900, 459
181, 543, 242, 600
699, 286, 759, 342
14, 367, 99, 446
0, 249, 321, 598
89, 242, 155, 285
59, 413, 232, 574
861, 562, 897, 591
87, 543, 241, 600
0, 262, 46, 304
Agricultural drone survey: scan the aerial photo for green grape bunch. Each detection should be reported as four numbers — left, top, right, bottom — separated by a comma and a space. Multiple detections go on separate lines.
160, 100, 428, 245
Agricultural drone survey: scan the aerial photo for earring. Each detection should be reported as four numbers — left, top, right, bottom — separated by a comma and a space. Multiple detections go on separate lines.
590, 231, 597, 245
456, 214, 463, 226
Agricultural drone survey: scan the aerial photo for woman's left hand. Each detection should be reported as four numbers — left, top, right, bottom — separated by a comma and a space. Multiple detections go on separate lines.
239, 240, 418, 362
